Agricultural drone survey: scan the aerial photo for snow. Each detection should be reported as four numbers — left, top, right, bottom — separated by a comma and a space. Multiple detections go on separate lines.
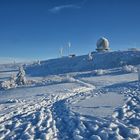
92, 69, 107, 76
138, 67, 140, 81
25, 50, 140, 76
0, 50, 140, 139
122, 65, 138, 73
70, 92, 125, 118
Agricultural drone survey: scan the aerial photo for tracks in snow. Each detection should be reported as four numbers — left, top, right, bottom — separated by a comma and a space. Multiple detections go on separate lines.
52, 84, 140, 140
0, 96, 58, 140
0, 79, 95, 140
0, 78, 140, 140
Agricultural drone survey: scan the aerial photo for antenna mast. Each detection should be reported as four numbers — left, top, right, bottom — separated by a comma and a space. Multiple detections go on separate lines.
68, 41, 71, 55
59, 47, 63, 57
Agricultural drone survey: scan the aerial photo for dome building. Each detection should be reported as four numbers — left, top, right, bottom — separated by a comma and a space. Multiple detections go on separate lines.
96, 37, 110, 52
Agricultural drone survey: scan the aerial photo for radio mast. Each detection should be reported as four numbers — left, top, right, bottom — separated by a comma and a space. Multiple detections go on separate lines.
68, 41, 71, 55
59, 47, 63, 57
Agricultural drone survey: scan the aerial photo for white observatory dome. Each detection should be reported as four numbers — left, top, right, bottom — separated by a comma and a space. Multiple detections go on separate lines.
96, 37, 110, 51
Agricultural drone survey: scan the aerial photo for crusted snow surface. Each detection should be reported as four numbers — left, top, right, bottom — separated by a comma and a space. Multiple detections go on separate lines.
0, 51, 140, 140
0, 71, 140, 140
25, 51, 140, 76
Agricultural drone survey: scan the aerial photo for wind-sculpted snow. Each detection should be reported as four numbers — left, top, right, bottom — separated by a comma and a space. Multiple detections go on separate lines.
0, 86, 94, 139
26, 51, 140, 76
0, 74, 95, 140
0, 54, 140, 139
52, 82, 140, 140
0, 77, 140, 139
0, 96, 58, 140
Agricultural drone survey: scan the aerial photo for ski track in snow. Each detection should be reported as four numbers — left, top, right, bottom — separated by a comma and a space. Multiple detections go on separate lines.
0, 71, 140, 139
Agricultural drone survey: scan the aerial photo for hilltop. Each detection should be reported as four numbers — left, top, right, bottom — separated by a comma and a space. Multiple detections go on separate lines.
0, 50, 140, 140
26, 50, 140, 76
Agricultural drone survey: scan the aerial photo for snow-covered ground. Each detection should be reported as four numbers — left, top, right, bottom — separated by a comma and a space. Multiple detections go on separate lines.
0, 51, 140, 140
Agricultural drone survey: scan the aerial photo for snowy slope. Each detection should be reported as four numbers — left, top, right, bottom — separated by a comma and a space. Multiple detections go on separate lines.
26, 50, 140, 76
0, 50, 140, 140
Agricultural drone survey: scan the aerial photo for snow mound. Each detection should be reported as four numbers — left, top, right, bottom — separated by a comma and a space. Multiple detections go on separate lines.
0, 78, 17, 90
122, 65, 138, 73
93, 69, 107, 75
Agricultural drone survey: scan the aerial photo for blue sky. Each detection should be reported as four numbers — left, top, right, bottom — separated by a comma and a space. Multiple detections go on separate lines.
0, 0, 140, 62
